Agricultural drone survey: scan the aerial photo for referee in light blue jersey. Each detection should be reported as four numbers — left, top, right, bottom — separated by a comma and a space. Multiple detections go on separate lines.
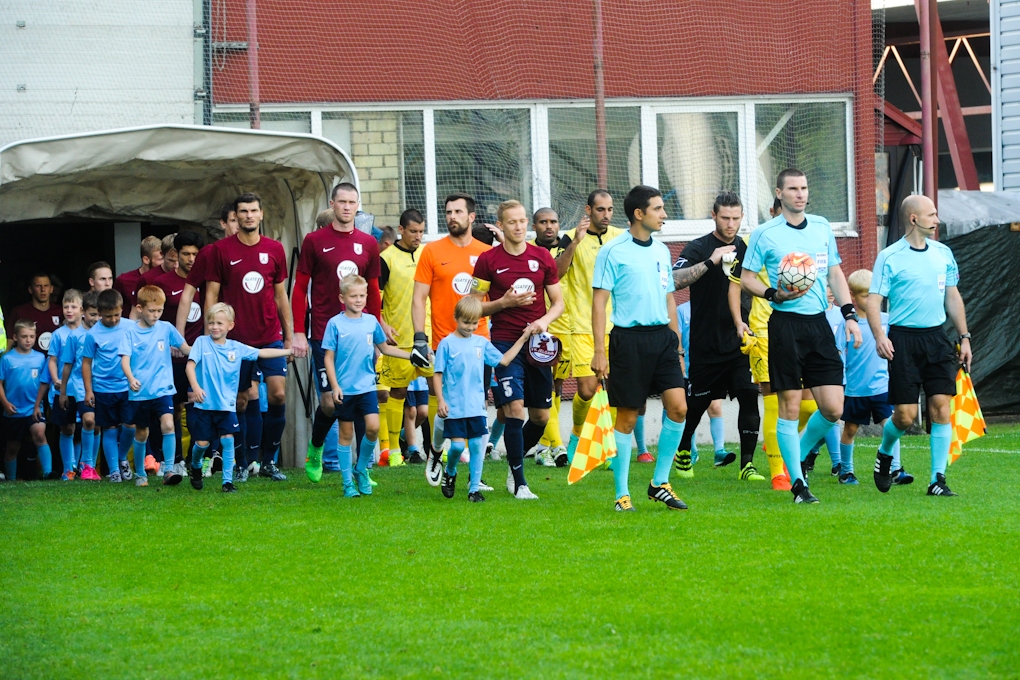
591, 185, 688, 512
867, 194, 971, 497
739, 168, 863, 505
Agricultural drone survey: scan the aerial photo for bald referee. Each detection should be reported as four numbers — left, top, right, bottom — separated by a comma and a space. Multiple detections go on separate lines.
868, 194, 971, 497
592, 185, 688, 512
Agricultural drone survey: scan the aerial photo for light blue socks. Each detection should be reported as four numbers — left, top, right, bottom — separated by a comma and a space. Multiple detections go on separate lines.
37, 444, 52, 477
879, 418, 906, 455
59, 433, 75, 474
930, 422, 951, 484
710, 416, 725, 453
447, 440, 465, 476
634, 415, 647, 455
102, 428, 120, 475
338, 444, 353, 485
800, 411, 837, 462
220, 437, 235, 484
777, 418, 803, 485
839, 441, 854, 475
612, 430, 634, 499
468, 437, 485, 493
654, 416, 685, 486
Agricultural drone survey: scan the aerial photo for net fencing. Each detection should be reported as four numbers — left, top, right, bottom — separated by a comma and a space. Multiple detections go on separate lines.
5, 0, 884, 265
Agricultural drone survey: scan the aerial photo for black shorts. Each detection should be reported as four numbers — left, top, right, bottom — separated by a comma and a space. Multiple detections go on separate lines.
768, 311, 844, 392
5, 416, 41, 442
607, 325, 685, 409
843, 393, 894, 425
888, 326, 957, 404
50, 397, 76, 428
688, 353, 756, 400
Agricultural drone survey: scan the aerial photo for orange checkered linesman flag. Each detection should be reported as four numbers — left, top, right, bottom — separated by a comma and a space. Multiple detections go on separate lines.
949, 367, 986, 464
568, 386, 617, 484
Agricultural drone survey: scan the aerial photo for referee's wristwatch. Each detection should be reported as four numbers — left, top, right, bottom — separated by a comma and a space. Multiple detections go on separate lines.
959, 333, 972, 342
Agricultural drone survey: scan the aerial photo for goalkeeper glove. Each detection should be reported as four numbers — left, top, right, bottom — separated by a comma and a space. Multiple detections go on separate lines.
411, 332, 431, 368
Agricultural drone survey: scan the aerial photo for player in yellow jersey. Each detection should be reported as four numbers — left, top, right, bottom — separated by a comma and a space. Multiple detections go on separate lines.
555, 190, 625, 462
728, 198, 818, 491
529, 208, 571, 467
378, 210, 435, 467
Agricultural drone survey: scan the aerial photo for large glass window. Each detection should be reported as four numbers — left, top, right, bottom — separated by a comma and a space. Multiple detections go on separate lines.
656, 111, 740, 221
755, 102, 848, 224
548, 107, 640, 229
320, 111, 425, 227
434, 109, 531, 228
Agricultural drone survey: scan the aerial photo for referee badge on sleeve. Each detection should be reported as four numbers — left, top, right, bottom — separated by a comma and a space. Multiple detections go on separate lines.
526, 333, 562, 367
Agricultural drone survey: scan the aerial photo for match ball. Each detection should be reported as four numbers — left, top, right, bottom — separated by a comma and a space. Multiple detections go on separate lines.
777, 252, 817, 292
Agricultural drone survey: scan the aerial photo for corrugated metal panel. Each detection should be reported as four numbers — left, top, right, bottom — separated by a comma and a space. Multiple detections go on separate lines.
997, 1, 1020, 187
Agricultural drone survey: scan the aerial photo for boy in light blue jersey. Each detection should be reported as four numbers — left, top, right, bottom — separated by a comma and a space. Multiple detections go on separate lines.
186, 303, 291, 492
592, 185, 689, 512
837, 270, 914, 487
0, 321, 52, 480
740, 169, 862, 504
307, 275, 413, 497
120, 286, 191, 487
59, 292, 101, 480
435, 296, 533, 501
46, 289, 85, 480
82, 289, 136, 483
867, 195, 970, 497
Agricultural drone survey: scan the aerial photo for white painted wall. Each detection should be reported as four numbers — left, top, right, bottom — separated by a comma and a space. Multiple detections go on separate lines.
0, 1, 196, 147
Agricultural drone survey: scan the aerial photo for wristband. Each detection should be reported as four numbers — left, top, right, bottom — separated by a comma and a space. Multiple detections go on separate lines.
841, 303, 858, 321
704, 258, 717, 269
764, 287, 778, 302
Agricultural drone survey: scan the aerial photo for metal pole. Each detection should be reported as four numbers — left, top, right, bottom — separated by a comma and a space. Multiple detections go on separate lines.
203, 0, 212, 126
919, 0, 938, 205
593, 0, 608, 189
247, 0, 260, 129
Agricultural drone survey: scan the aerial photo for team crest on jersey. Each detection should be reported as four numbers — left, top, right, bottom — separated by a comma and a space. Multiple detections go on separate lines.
528, 259, 539, 272
366, 333, 373, 345
31, 369, 38, 379
476, 347, 482, 358
259, 252, 269, 264
470, 256, 478, 267
227, 351, 236, 362
354, 243, 363, 255
51, 315, 60, 326
158, 341, 165, 352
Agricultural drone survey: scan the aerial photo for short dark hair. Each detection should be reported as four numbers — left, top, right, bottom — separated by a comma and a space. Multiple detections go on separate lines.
233, 192, 262, 211
379, 226, 398, 245
776, 168, 806, 190
174, 230, 205, 252
87, 261, 112, 281
399, 208, 424, 228
96, 288, 123, 312
533, 207, 557, 222
331, 182, 359, 201
29, 271, 51, 286
219, 203, 234, 223
587, 189, 612, 208
623, 185, 662, 223
445, 192, 476, 214
712, 191, 742, 215
471, 223, 495, 245
82, 290, 100, 311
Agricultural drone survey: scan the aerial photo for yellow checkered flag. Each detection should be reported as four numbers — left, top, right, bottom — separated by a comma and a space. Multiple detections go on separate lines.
568, 386, 616, 484
949, 367, 986, 464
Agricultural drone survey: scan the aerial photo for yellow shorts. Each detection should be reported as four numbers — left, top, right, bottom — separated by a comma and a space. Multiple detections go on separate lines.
378, 353, 433, 389
569, 334, 610, 379
553, 341, 572, 382
749, 333, 769, 384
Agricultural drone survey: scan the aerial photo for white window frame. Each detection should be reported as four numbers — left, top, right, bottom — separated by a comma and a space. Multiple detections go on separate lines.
212, 94, 855, 240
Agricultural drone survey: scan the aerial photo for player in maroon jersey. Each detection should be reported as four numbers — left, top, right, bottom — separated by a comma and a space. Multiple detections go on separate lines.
470, 199, 564, 500
113, 236, 163, 310
9, 272, 61, 353
204, 192, 294, 483
174, 204, 238, 337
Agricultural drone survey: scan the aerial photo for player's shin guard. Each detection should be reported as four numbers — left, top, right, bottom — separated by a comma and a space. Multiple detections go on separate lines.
244, 401, 262, 467
37, 444, 52, 477
762, 395, 783, 478
522, 420, 544, 458
800, 411, 837, 462
355, 436, 376, 474
119, 426, 136, 464
879, 418, 906, 455
220, 437, 235, 484
798, 399, 817, 431
447, 440, 465, 476
930, 422, 951, 484
467, 436, 485, 493
134, 438, 148, 476
776, 418, 804, 485
59, 434, 75, 474
541, 394, 562, 448
613, 430, 633, 499
504, 417, 526, 490
654, 416, 684, 485
102, 429, 120, 476
571, 394, 593, 437
261, 404, 285, 465
737, 392, 761, 468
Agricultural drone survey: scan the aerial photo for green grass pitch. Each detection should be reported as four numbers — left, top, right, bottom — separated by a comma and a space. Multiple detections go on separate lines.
2, 423, 1018, 679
